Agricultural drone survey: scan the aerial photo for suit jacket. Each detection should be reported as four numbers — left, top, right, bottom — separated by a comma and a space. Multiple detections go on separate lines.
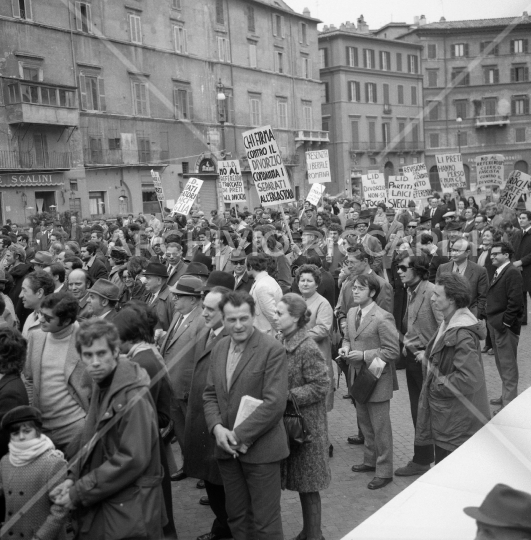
359, 234, 384, 274
167, 259, 188, 288
203, 329, 289, 463
35, 229, 52, 251
427, 248, 449, 283
436, 260, 488, 318
234, 271, 254, 293
423, 205, 447, 229
86, 257, 108, 283
486, 263, 523, 335
77, 293, 92, 321
250, 272, 282, 335
516, 228, 531, 292
149, 284, 175, 331
462, 220, 476, 234
342, 303, 399, 402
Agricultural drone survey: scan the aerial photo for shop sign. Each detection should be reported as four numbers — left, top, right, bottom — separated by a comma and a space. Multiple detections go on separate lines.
198, 158, 216, 173
0, 173, 64, 187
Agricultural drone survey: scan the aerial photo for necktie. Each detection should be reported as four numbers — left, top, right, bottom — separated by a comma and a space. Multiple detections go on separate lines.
206, 330, 216, 347
431, 208, 435, 218
355, 309, 362, 331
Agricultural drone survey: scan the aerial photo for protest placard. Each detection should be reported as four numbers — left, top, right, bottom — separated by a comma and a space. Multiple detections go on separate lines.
403, 163, 432, 199
475, 154, 505, 187
387, 175, 415, 209
361, 172, 386, 207
150, 170, 165, 203
306, 183, 325, 206
242, 125, 295, 207
436, 153, 466, 192
305, 149, 331, 183
499, 170, 530, 209
217, 159, 246, 203
171, 177, 204, 215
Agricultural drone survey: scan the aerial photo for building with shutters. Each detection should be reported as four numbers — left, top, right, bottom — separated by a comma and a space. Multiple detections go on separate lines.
0, 0, 325, 225
318, 16, 425, 198
400, 13, 531, 191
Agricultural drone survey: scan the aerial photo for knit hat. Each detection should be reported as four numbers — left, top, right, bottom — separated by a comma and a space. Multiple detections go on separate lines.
1, 405, 43, 431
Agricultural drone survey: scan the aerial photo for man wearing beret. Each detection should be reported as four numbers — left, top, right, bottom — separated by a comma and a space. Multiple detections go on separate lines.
87, 279, 120, 322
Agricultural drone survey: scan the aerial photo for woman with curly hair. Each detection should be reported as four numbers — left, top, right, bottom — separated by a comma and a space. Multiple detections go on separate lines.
316, 212, 330, 237
117, 256, 148, 309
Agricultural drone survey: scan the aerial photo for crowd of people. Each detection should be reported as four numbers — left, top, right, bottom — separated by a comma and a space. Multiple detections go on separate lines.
0, 187, 529, 540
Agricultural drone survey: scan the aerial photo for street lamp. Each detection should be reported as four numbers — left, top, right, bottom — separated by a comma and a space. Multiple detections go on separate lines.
216, 79, 226, 153
457, 116, 462, 154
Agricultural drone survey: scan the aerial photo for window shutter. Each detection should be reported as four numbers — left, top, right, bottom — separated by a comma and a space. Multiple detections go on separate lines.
98, 77, 106, 111
525, 67, 529, 81
75, 2, 82, 30
173, 88, 179, 117
480, 42, 484, 53
25, 0, 32, 20
379, 51, 383, 70
451, 45, 456, 58
183, 29, 188, 53
308, 59, 312, 79
347, 82, 352, 102
346, 46, 350, 65
272, 14, 277, 36
12, 0, 20, 18
494, 69, 499, 84
188, 90, 194, 120
299, 22, 303, 43
511, 99, 516, 115
464, 43, 469, 57
356, 82, 360, 102
86, 4, 92, 32
510, 40, 515, 54
79, 74, 88, 110
510, 68, 515, 82
225, 39, 231, 62
374, 84, 377, 103
363, 49, 367, 68
524, 39, 529, 52
353, 47, 358, 67
365, 82, 369, 103
493, 44, 499, 56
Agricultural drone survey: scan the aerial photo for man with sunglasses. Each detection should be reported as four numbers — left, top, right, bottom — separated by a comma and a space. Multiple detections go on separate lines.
230, 250, 254, 293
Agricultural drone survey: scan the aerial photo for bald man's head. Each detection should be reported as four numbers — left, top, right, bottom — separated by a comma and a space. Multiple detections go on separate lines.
68, 269, 89, 299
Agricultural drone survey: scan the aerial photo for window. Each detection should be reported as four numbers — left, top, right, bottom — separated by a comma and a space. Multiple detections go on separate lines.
217, 37, 231, 62
222, 88, 234, 123
12, 0, 32, 20
351, 120, 359, 146
108, 138, 120, 150
247, 5, 255, 32
89, 191, 105, 216
319, 48, 328, 68
249, 42, 257, 68
451, 43, 468, 57
407, 54, 419, 73
21, 66, 40, 81
174, 86, 193, 119
484, 98, 497, 117
455, 100, 467, 119
302, 101, 312, 130
485, 130, 497, 146
396, 53, 402, 72
75, 2, 92, 33
274, 50, 284, 74
397, 85, 404, 104
79, 74, 106, 111
458, 131, 468, 147
411, 86, 417, 105
132, 81, 149, 116
363, 49, 375, 69
383, 83, 390, 105
427, 70, 438, 87
347, 81, 360, 102
129, 14, 142, 44
516, 127, 526, 142
480, 42, 499, 55
323, 82, 329, 103
511, 39, 528, 54
249, 95, 261, 126
427, 44, 437, 59
380, 51, 391, 71
172, 0, 181, 9
365, 82, 377, 103
512, 96, 529, 115
299, 22, 307, 45
451, 69, 470, 86
382, 122, 390, 144
429, 133, 440, 148
346, 46, 358, 67
300, 55, 311, 78
272, 13, 285, 37
411, 123, 419, 142
427, 101, 440, 120
174, 26, 188, 54
484, 67, 499, 84
277, 99, 288, 128
368, 121, 376, 145
216, 0, 224, 24
511, 65, 529, 82
137, 136, 151, 162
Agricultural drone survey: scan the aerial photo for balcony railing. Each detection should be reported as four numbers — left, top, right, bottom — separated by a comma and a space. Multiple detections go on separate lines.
83, 148, 169, 166
383, 104, 392, 114
350, 141, 425, 153
294, 130, 330, 143
0, 150, 72, 170
475, 115, 510, 127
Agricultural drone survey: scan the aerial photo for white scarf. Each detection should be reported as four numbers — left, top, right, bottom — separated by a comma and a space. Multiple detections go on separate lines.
8, 434, 57, 467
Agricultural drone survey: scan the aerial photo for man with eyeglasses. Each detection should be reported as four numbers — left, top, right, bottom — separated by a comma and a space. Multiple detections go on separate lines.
230, 250, 254, 293
165, 241, 188, 287
436, 238, 488, 318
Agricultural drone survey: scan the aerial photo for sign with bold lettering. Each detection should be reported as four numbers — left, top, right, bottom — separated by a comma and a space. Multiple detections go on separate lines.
171, 177, 204, 215
499, 170, 530, 209
305, 149, 331, 183
306, 183, 325, 206
387, 176, 415, 209
436, 153, 466, 192
361, 172, 386, 207
0, 173, 64, 187
403, 163, 432, 199
242, 125, 295, 206
150, 170, 165, 203
476, 154, 505, 187
217, 160, 246, 203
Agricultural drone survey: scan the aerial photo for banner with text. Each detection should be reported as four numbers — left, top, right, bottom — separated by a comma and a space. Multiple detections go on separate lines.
306, 149, 332, 183
150, 170, 165, 204
387, 175, 415, 209
242, 125, 295, 207
403, 163, 432, 199
476, 154, 505, 187
499, 170, 530, 209
217, 159, 246, 203
362, 172, 386, 207
436, 153, 466, 193
306, 183, 326, 206
171, 177, 204, 216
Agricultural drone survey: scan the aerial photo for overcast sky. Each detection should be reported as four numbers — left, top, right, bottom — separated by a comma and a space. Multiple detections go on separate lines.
287, 0, 531, 32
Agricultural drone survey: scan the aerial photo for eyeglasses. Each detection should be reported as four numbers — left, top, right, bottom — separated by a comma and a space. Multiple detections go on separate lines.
232, 260, 246, 266
450, 248, 466, 253
490, 251, 502, 257
397, 264, 413, 272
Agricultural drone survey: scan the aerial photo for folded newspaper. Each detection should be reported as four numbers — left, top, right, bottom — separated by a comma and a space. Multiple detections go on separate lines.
234, 395, 263, 428
368, 357, 386, 379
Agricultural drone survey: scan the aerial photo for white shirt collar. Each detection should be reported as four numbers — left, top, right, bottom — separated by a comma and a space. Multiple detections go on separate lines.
494, 261, 510, 276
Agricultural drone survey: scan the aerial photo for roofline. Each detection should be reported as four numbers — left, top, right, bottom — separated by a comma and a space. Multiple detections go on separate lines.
373, 22, 410, 32
251, 0, 322, 22
318, 30, 422, 48
401, 19, 531, 37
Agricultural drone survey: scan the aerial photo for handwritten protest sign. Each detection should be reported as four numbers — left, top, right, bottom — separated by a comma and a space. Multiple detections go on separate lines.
150, 170, 165, 203
306, 149, 331, 183
171, 177, 204, 215
217, 160, 246, 203
306, 183, 325, 206
361, 172, 386, 207
476, 154, 505, 187
387, 176, 415, 209
499, 170, 530, 209
436, 153, 466, 192
242, 125, 295, 207
403, 163, 432, 199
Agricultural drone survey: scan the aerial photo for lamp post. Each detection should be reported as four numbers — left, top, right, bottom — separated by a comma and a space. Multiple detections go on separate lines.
457, 116, 462, 154
216, 79, 226, 153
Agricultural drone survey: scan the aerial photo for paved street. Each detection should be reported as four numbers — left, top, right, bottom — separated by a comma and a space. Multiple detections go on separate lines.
171, 324, 531, 540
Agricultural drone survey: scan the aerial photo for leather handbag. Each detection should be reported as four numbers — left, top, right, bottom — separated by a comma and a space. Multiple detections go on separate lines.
283, 394, 312, 445
350, 362, 378, 404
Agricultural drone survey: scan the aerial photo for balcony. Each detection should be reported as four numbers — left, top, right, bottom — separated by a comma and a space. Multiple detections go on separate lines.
350, 141, 425, 155
0, 150, 72, 170
83, 148, 169, 167
294, 130, 330, 144
3, 78, 79, 126
475, 115, 510, 128
383, 104, 392, 114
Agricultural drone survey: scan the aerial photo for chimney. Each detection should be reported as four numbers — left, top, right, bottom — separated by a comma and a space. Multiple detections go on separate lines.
323, 25, 329, 31
303, 7, 310, 17
357, 15, 369, 33
440, 16, 446, 22
420, 14, 426, 25
329, 23, 337, 30
523, 11, 529, 18
414, 16, 419, 24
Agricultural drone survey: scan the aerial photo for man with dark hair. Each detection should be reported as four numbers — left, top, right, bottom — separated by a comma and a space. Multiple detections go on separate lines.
63, 255, 83, 280
89, 228, 109, 257
24, 292, 89, 457
19, 270, 55, 337
6, 244, 33, 326
394, 252, 443, 476
203, 290, 289, 540
16, 233, 34, 262
462, 206, 478, 235
514, 210, 531, 325
485, 241, 523, 412
165, 242, 188, 287
81, 242, 108, 282
419, 233, 449, 283
68, 268, 92, 320
422, 197, 447, 229
142, 262, 174, 331
45, 262, 66, 293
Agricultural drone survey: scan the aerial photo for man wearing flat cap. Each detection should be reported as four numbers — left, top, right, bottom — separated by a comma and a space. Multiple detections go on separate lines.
143, 262, 174, 331
31, 251, 54, 270
87, 279, 120, 322
230, 250, 254, 293
354, 211, 384, 275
